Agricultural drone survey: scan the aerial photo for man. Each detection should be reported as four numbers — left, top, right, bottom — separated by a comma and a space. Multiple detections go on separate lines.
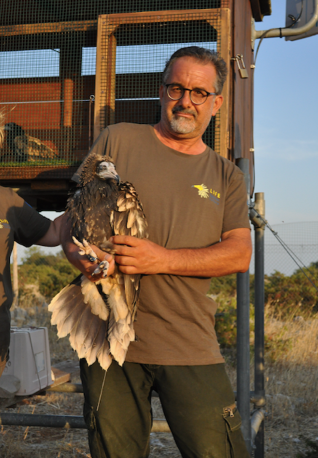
0, 186, 63, 378
63, 46, 252, 458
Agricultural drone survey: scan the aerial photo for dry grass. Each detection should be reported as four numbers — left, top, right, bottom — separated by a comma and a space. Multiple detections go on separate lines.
2, 303, 318, 457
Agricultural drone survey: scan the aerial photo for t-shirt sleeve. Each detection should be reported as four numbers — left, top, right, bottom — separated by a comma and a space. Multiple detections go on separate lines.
222, 170, 250, 233
7, 190, 51, 247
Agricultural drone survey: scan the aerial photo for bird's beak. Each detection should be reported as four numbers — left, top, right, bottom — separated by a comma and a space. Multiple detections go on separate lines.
98, 169, 120, 182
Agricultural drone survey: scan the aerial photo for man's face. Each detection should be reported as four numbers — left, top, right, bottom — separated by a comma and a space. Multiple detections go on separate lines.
159, 57, 223, 139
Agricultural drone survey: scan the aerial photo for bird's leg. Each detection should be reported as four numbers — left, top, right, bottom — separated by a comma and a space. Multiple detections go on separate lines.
72, 237, 98, 262
72, 236, 110, 277
92, 259, 109, 278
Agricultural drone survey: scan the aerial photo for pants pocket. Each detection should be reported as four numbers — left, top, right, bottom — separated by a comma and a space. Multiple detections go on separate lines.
223, 404, 250, 458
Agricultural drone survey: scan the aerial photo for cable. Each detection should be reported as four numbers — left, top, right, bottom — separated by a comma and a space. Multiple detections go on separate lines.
255, 0, 304, 64
96, 370, 107, 412
252, 209, 318, 293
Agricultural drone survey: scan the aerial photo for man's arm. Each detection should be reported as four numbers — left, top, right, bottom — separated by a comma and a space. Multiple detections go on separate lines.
111, 228, 252, 277
36, 213, 64, 247
60, 215, 115, 281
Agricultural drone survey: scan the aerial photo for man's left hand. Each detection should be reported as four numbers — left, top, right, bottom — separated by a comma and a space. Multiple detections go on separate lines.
111, 235, 167, 275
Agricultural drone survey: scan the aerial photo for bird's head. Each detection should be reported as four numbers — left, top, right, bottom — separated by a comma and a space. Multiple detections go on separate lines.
96, 160, 120, 183
4, 122, 24, 137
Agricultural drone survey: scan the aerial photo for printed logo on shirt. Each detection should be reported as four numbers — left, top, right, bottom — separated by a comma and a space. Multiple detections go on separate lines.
192, 184, 221, 205
0, 219, 9, 229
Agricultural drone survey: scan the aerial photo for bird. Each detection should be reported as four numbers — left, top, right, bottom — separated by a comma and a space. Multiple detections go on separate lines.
4, 122, 58, 162
48, 154, 148, 371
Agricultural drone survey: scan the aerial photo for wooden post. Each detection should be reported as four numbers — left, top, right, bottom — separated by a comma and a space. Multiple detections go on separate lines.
216, 8, 231, 159
94, 17, 117, 141
60, 37, 82, 159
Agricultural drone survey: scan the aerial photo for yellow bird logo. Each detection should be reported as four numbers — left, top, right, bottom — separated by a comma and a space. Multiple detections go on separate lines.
192, 184, 209, 199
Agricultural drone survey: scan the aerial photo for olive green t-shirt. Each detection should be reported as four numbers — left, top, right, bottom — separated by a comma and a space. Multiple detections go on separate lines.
0, 186, 51, 361
75, 123, 250, 365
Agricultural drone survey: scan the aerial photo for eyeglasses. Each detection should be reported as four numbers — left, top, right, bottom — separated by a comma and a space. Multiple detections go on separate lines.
165, 84, 216, 105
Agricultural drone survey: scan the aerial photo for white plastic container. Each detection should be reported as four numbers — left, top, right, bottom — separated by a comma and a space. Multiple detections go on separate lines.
3, 327, 53, 395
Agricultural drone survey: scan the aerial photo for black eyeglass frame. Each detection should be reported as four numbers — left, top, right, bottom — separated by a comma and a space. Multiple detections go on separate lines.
164, 83, 217, 105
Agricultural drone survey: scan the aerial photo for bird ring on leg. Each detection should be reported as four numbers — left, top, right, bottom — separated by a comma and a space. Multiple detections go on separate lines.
87, 254, 98, 263
92, 256, 109, 277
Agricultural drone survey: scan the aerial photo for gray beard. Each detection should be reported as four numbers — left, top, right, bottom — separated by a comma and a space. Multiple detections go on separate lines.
170, 116, 196, 134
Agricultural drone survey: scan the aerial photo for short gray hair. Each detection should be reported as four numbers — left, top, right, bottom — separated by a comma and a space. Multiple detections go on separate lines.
162, 46, 228, 95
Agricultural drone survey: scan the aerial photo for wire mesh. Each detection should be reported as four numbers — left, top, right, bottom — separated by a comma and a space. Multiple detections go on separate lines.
0, 1, 228, 180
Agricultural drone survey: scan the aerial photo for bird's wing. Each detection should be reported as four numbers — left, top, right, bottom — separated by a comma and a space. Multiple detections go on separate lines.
111, 181, 149, 319
14, 136, 28, 158
26, 134, 57, 160
48, 274, 112, 370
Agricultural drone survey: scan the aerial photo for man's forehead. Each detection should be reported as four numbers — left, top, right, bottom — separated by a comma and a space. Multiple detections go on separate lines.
169, 57, 217, 84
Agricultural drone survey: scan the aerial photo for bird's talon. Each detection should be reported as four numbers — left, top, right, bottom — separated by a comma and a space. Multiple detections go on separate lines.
72, 236, 99, 262
92, 260, 109, 277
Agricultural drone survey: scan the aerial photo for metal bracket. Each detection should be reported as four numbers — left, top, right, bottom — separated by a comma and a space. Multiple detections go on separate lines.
231, 54, 249, 79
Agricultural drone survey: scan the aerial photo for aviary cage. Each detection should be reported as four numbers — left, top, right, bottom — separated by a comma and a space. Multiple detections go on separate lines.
0, 0, 265, 209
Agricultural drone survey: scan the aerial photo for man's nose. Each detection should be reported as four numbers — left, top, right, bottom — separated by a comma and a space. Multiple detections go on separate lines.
179, 89, 193, 106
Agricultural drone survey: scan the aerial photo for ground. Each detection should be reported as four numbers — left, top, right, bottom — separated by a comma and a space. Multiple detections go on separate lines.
1, 305, 318, 457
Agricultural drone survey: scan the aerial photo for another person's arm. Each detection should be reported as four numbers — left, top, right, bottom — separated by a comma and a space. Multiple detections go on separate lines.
36, 213, 64, 247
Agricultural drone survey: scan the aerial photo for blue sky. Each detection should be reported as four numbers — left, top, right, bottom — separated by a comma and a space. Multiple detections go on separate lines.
253, 0, 318, 224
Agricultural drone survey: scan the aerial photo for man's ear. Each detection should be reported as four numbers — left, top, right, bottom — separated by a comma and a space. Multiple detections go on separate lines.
212, 95, 224, 116
159, 84, 165, 103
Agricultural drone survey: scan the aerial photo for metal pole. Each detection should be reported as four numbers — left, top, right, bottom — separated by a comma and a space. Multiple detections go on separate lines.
236, 158, 251, 455
12, 242, 18, 308
0, 412, 170, 432
253, 192, 266, 457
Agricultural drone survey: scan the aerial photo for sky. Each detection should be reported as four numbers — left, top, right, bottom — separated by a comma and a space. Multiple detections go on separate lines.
252, 0, 318, 224
12, 0, 318, 267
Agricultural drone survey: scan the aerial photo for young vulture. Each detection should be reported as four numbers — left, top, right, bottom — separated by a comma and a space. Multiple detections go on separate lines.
4, 122, 58, 162
49, 154, 148, 371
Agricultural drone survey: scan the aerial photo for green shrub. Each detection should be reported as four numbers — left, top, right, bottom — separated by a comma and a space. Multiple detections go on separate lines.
18, 247, 80, 300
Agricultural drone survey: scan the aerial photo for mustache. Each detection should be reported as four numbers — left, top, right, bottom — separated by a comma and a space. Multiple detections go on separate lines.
172, 106, 197, 118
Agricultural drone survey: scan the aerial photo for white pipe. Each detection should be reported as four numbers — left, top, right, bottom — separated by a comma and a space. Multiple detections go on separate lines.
254, 0, 318, 39
251, 409, 266, 444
